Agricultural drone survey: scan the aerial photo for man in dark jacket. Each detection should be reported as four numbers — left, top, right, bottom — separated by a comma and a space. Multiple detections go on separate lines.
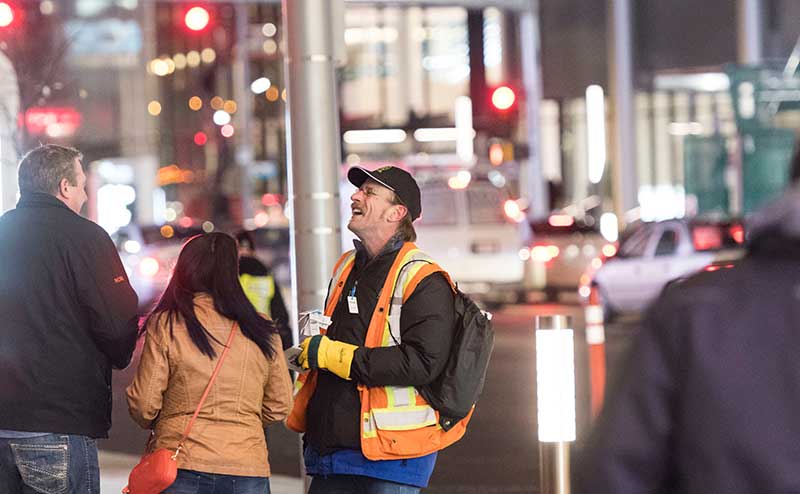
577, 168, 800, 493
0, 144, 139, 494
297, 166, 456, 493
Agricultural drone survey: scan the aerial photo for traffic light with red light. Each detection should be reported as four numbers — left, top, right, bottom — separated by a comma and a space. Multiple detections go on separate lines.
184, 6, 210, 32
480, 84, 520, 139
491, 85, 516, 112
0, 2, 17, 29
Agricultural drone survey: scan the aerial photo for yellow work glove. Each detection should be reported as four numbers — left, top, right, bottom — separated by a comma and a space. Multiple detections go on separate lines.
298, 335, 358, 380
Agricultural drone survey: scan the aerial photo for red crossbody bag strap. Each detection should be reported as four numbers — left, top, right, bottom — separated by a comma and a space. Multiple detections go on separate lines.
173, 321, 237, 456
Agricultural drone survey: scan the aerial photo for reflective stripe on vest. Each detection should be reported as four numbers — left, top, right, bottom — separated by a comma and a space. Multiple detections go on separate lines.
362, 404, 438, 437
384, 249, 434, 347
358, 247, 441, 434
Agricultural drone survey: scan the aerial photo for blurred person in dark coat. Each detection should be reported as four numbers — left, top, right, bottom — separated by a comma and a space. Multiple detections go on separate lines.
576, 144, 800, 494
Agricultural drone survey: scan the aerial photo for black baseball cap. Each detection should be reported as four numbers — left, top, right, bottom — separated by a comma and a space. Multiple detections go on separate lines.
347, 166, 422, 221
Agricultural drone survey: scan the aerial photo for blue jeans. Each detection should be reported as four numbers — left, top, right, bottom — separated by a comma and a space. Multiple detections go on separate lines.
309, 475, 421, 494
164, 469, 271, 494
0, 433, 99, 494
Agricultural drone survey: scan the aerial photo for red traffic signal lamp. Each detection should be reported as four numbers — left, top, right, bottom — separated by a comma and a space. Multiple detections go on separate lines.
491, 85, 517, 112
479, 84, 520, 138
184, 6, 210, 32
0, 2, 17, 28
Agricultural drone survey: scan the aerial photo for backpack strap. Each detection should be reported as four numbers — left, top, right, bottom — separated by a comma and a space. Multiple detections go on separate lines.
403, 262, 455, 302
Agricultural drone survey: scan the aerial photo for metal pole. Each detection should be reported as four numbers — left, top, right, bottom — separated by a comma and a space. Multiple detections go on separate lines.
283, 1, 344, 489
394, 8, 411, 125
234, 4, 254, 223
520, 1, 548, 219
735, 0, 762, 217
282, 0, 344, 321
607, 0, 637, 221
540, 441, 571, 494
535, 314, 574, 494
131, 0, 158, 225
737, 0, 762, 65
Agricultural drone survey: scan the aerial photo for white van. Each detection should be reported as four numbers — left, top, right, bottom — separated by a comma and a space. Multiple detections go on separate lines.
415, 176, 529, 303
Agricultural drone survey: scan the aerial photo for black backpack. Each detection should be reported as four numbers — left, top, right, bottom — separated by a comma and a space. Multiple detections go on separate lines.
418, 284, 494, 431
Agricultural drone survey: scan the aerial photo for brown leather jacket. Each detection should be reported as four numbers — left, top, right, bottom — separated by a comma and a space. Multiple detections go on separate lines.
126, 294, 293, 477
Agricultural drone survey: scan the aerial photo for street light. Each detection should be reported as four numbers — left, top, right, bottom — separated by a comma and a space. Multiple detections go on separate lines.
586, 85, 606, 184
535, 315, 575, 494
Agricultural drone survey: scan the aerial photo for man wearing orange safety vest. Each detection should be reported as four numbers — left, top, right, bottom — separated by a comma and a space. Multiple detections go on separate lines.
289, 166, 465, 493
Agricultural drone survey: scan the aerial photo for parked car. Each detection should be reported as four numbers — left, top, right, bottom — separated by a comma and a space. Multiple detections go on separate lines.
113, 223, 204, 311
581, 218, 745, 319
521, 214, 615, 302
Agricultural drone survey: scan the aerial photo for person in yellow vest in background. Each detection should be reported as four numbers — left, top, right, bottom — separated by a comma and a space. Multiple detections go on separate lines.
289, 166, 464, 494
235, 230, 292, 350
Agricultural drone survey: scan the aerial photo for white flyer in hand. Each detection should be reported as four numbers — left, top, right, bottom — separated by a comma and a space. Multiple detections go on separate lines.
287, 310, 332, 372
297, 309, 331, 342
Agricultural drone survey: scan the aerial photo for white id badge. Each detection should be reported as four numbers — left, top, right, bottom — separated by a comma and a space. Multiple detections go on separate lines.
347, 295, 359, 314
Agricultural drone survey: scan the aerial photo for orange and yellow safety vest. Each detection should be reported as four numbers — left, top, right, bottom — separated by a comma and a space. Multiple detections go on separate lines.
287, 242, 472, 460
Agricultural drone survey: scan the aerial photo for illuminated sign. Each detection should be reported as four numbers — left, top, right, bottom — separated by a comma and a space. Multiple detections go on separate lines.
23, 107, 82, 137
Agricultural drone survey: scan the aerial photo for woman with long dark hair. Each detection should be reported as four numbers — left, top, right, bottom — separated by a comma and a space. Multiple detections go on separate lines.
127, 232, 292, 494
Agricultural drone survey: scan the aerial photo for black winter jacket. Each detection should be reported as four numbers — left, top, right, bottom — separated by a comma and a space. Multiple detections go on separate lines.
305, 238, 456, 454
0, 193, 138, 438
578, 185, 800, 494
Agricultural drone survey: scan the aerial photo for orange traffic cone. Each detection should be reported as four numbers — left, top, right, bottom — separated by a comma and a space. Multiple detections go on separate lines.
585, 285, 606, 419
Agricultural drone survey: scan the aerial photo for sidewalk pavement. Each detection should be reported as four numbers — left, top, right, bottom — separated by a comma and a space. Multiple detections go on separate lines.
99, 450, 304, 494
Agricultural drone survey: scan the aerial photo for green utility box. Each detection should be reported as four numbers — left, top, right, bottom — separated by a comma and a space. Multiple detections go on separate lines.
683, 135, 729, 215
741, 128, 795, 213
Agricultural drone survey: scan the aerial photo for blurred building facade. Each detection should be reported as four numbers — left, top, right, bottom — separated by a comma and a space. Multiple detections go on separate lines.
0, 0, 798, 227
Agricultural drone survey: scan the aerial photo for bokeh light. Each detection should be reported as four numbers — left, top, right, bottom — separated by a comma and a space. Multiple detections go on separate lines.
188, 96, 202, 111
147, 100, 162, 116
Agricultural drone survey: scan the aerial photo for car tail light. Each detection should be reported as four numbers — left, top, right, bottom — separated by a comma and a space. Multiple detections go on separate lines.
139, 257, 160, 278
729, 224, 744, 244
692, 225, 723, 251
530, 244, 560, 263
704, 263, 735, 272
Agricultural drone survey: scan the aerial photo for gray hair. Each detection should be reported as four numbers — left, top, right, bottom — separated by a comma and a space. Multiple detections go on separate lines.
18, 144, 83, 196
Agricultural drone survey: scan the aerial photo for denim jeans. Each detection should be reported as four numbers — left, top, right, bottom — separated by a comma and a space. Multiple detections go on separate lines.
309, 475, 421, 494
163, 468, 271, 494
0, 433, 99, 494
